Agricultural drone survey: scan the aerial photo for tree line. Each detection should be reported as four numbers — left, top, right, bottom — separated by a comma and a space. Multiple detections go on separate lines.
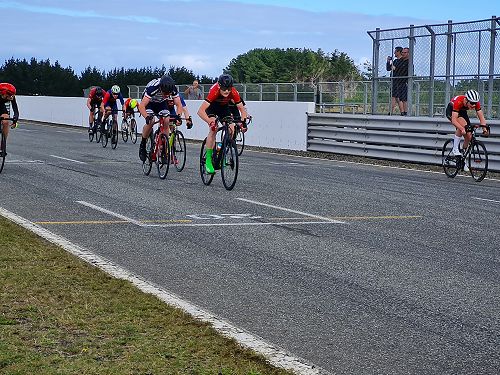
0, 48, 365, 97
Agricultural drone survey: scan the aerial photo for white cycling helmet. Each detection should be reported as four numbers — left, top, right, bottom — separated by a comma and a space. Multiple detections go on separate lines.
111, 85, 121, 94
465, 89, 479, 103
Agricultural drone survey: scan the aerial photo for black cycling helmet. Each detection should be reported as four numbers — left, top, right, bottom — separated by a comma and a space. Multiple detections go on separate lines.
218, 74, 234, 89
159, 75, 176, 94
95, 87, 103, 97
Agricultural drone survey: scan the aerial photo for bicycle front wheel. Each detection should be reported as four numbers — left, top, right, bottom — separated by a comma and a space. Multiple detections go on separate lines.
468, 140, 488, 182
442, 139, 459, 178
101, 120, 109, 148
0, 133, 6, 174
121, 119, 128, 142
142, 132, 154, 176
199, 138, 214, 186
172, 130, 186, 172
111, 120, 118, 149
131, 119, 138, 144
157, 133, 170, 179
88, 124, 94, 142
221, 140, 239, 190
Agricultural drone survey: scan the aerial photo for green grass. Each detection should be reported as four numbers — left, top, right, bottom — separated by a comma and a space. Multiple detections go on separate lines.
0, 217, 294, 375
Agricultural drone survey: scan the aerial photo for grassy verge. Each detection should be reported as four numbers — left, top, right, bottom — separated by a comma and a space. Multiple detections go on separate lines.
0, 217, 293, 375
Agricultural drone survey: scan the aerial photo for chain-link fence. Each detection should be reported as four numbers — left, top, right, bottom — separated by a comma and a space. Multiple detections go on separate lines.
368, 16, 500, 118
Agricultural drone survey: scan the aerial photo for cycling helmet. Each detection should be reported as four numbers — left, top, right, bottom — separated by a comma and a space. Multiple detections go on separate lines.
159, 75, 176, 94
218, 74, 234, 89
0, 83, 16, 96
130, 99, 137, 109
111, 85, 121, 94
465, 89, 479, 103
94, 87, 104, 97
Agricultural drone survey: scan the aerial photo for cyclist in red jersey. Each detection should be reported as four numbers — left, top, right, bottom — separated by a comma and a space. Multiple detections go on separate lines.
86, 86, 105, 134
0, 83, 19, 155
446, 89, 489, 157
197, 74, 248, 174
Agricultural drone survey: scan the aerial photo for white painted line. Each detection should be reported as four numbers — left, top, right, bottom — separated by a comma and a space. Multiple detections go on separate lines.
0, 206, 327, 375
76, 201, 147, 227
237, 198, 345, 224
472, 197, 500, 204
50, 154, 87, 164
7, 160, 44, 164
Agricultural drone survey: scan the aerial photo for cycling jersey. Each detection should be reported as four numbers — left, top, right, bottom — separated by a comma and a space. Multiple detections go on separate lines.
449, 95, 481, 112
205, 83, 242, 106
102, 89, 125, 108
88, 87, 104, 102
0, 96, 19, 118
142, 78, 179, 103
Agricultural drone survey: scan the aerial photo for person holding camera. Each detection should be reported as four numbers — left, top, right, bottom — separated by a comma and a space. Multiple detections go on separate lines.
386, 46, 408, 115
184, 80, 203, 100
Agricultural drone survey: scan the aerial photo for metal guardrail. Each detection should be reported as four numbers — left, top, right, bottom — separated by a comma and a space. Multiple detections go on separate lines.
307, 113, 500, 172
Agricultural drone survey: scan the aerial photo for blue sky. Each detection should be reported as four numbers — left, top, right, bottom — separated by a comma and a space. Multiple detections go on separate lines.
1, 1, 497, 79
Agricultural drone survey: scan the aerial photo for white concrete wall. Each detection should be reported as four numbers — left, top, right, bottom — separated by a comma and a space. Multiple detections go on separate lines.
16, 96, 314, 151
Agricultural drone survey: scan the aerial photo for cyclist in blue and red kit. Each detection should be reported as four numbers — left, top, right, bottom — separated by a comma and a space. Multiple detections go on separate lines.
137, 75, 183, 161
197, 74, 248, 174
100, 85, 125, 132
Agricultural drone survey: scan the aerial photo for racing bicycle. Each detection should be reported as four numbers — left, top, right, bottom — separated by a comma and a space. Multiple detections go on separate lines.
121, 111, 138, 144
142, 114, 171, 179
200, 116, 242, 190
442, 124, 490, 182
89, 107, 102, 143
101, 109, 120, 149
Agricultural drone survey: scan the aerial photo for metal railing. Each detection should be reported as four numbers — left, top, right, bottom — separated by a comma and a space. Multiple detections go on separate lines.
307, 113, 500, 171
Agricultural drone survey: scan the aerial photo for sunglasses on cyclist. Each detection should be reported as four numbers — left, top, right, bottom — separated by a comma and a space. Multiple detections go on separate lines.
468, 100, 477, 105
220, 86, 231, 92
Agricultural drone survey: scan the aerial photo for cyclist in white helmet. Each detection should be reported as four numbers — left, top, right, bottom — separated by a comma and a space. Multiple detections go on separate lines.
446, 89, 489, 158
100, 85, 125, 132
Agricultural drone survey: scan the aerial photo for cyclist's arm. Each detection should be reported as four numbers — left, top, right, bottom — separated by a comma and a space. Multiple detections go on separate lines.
476, 108, 487, 126
86, 96, 92, 110
10, 97, 19, 120
197, 101, 212, 125
236, 102, 248, 122
173, 96, 183, 119
138, 96, 150, 120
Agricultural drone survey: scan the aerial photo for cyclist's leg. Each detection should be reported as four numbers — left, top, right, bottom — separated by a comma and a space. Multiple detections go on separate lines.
1, 111, 10, 139
204, 105, 221, 174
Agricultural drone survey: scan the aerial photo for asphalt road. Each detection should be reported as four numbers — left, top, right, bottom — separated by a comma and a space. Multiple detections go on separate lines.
1, 122, 500, 374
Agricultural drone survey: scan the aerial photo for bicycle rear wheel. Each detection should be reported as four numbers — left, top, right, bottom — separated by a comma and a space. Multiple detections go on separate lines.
142, 132, 154, 176
101, 120, 109, 148
0, 132, 6, 174
235, 127, 245, 156
111, 120, 118, 149
199, 138, 214, 186
221, 140, 239, 190
131, 119, 138, 144
157, 133, 170, 179
468, 140, 488, 182
442, 139, 459, 178
121, 119, 128, 142
172, 130, 186, 172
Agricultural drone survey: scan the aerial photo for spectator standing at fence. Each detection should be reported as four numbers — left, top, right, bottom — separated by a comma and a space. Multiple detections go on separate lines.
386, 47, 408, 116
184, 80, 203, 100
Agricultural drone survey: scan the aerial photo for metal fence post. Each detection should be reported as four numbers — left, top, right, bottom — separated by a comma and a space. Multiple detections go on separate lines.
407, 25, 415, 116
445, 20, 453, 109
371, 28, 380, 114
487, 16, 497, 118
426, 25, 436, 117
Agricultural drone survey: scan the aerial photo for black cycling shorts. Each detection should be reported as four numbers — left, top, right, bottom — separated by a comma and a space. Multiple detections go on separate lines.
446, 103, 471, 125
